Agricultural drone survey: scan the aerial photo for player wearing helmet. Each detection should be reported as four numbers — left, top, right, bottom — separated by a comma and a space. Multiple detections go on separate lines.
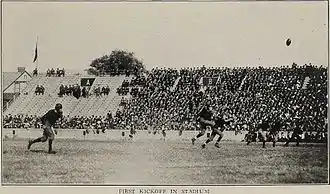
27, 103, 63, 154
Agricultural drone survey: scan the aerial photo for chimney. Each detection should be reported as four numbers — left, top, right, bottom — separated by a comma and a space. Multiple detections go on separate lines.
17, 67, 25, 73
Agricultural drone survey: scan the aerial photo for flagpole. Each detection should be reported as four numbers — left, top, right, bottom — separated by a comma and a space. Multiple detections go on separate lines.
36, 36, 39, 70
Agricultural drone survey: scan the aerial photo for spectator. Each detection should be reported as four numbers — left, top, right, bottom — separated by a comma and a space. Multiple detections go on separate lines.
62, 68, 65, 77
50, 68, 55, 76
33, 68, 38, 77
56, 68, 61, 77
35, 85, 40, 95
35, 85, 44, 95
82, 87, 88, 98
46, 69, 51, 77
59, 84, 65, 97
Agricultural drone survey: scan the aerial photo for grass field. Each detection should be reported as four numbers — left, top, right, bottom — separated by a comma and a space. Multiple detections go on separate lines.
2, 133, 328, 185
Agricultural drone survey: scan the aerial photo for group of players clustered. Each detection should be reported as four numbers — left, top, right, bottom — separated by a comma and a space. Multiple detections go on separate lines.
27, 90, 302, 154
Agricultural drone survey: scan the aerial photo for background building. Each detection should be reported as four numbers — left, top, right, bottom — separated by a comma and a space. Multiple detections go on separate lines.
2, 67, 32, 110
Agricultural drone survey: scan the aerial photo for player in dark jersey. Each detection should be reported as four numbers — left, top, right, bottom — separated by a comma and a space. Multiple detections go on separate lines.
191, 104, 214, 145
284, 122, 303, 147
257, 120, 270, 148
246, 129, 258, 145
27, 103, 63, 154
269, 121, 281, 147
201, 114, 232, 149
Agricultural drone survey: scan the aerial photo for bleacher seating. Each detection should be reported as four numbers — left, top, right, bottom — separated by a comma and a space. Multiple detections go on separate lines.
4, 75, 128, 117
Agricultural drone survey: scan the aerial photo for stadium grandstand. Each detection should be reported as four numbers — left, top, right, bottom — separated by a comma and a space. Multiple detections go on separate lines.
3, 63, 327, 143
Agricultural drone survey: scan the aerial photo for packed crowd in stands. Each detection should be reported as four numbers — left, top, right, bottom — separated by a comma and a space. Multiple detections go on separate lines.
118, 64, 328, 134
116, 80, 130, 95
58, 85, 110, 98
46, 68, 65, 77
117, 87, 129, 96
35, 85, 45, 95
3, 64, 328, 140
116, 77, 144, 96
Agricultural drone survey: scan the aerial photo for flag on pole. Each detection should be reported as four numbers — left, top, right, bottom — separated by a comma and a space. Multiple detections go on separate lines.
33, 39, 38, 63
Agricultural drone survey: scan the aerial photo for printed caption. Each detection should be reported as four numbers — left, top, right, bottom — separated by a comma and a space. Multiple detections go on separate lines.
118, 188, 211, 194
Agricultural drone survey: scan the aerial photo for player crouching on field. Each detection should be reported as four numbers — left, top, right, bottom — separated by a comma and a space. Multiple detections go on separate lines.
201, 112, 233, 149
27, 103, 63, 154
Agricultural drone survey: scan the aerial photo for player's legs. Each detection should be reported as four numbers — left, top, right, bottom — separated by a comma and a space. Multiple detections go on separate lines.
129, 127, 134, 138
45, 126, 56, 154
214, 130, 224, 148
153, 126, 158, 135
162, 130, 166, 141
27, 136, 47, 150
27, 127, 49, 150
272, 132, 278, 147
179, 124, 185, 136
284, 132, 296, 146
258, 129, 267, 148
202, 130, 217, 149
192, 123, 207, 145
295, 133, 301, 146
246, 132, 252, 145
179, 129, 183, 136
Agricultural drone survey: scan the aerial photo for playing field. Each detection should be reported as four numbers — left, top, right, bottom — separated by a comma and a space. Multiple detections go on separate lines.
2, 130, 328, 185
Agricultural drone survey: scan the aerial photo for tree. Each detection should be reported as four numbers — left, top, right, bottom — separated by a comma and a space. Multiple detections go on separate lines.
88, 49, 145, 76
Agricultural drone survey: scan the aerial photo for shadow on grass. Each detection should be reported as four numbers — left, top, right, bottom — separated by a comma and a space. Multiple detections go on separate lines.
29, 150, 47, 153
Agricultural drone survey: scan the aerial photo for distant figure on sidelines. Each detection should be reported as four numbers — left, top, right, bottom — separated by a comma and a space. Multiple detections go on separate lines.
27, 103, 63, 154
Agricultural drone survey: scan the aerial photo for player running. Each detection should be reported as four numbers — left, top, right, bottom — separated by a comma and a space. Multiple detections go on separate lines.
201, 113, 232, 149
27, 103, 63, 154
269, 121, 281, 147
253, 119, 281, 148
191, 103, 214, 145
284, 122, 303, 147
256, 120, 271, 148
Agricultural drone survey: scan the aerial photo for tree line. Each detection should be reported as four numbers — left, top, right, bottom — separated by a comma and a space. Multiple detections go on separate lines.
86, 49, 146, 76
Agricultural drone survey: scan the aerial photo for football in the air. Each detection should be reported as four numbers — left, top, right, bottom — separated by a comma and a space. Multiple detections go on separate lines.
286, 38, 292, 46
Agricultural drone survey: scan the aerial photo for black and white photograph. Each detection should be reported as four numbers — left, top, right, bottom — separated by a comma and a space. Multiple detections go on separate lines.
1, 1, 329, 186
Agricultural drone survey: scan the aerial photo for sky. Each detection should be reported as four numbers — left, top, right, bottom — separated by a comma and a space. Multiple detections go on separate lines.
2, 2, 328, 73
